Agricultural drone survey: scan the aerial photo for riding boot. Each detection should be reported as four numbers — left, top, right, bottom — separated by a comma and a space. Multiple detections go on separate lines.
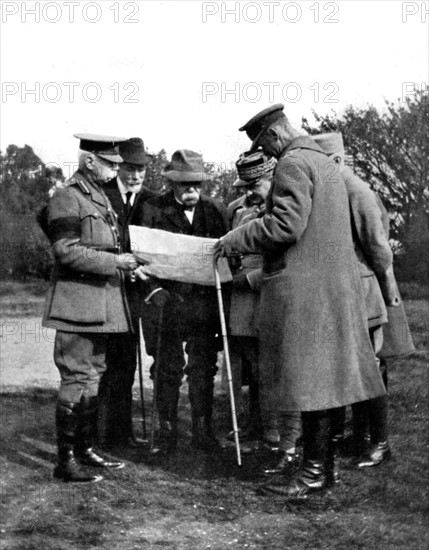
351, 401, 370, 460
53, 401, 103, 483
75, 395, 125, 469
261, 410, 330, 497
357, 395, 391, 468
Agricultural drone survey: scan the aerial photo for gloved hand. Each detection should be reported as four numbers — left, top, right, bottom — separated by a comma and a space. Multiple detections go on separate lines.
233, 272, 251, 291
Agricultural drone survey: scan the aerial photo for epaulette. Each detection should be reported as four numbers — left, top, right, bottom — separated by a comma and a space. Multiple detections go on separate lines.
65, 175, 90, 194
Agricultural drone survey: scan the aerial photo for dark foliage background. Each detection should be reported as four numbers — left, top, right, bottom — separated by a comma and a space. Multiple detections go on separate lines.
1, 91, 427, 283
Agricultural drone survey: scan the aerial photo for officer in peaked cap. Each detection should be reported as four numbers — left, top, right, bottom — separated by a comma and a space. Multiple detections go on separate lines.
42, 133, 139, 483
238, 104, 286, 152
214, 105, 387, 498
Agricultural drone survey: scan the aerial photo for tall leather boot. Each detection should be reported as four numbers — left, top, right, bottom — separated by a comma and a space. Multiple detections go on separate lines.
75, 395, 125, 469
352, 401, 370, 461
261, 410, 330, 497
357, 396, 391, 468
53, 401, 103, 483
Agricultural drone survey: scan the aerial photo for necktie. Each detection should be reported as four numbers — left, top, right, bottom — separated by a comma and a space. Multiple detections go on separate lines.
124, 192, 132, 216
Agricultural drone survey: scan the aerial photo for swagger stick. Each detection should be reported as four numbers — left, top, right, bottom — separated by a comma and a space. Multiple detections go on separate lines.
213, 257, 242, 466
150, 305, 164, 452
137, 318, 148, 441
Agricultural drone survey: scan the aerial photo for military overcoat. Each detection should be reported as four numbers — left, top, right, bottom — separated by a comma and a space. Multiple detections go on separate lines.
343, 167, 391, 328
221, 136, 386, 412
42, 171, 130, 333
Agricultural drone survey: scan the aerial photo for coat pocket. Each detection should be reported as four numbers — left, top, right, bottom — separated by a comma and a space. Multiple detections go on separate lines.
80, 211, 115, 249
49, 278, 107, 323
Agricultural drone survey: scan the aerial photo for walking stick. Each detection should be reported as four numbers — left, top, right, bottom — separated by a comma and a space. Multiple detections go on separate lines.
150, 304, 164, 452
213, 257, 242, 466
137, 317, 148, 441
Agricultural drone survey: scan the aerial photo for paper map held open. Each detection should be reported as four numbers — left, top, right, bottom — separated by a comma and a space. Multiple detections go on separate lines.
129, 225, 233, 286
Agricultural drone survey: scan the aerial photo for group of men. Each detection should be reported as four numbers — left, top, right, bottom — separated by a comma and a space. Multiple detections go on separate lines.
41, 103, 413, 498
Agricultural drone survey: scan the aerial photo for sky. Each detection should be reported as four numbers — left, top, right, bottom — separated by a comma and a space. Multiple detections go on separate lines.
1, 0, 428, 175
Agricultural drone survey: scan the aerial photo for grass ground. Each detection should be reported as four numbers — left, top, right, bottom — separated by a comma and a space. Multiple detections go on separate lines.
0, 282, 428, 550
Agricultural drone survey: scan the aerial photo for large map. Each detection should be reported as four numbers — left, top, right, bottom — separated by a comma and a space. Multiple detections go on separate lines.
129, 225, 232, 286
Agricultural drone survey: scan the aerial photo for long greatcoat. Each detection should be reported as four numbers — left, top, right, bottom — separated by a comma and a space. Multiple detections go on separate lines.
221, 136, 386, 412
374, 196, 415, 358
344, 167, 391, 328
42, 171, 130, 333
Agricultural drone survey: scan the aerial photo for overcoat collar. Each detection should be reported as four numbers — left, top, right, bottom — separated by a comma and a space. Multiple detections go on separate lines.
281, 135, 326, 157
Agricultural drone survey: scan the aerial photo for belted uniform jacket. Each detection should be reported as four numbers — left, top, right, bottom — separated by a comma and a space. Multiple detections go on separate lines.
42, 171, 130, 333
221, 136, 386, 412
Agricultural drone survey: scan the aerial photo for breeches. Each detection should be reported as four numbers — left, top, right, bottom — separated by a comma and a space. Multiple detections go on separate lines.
54, 331, 108, 403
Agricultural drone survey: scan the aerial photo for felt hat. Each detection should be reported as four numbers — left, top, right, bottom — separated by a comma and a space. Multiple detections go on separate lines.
162, 149, 209, 183
119, 137, 152, 166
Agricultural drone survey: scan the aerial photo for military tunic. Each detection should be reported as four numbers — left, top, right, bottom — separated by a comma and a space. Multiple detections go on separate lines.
42, 170, 131, 402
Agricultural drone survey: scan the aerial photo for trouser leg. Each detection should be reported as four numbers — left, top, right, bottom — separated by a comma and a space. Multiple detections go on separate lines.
186, 331, 220, 451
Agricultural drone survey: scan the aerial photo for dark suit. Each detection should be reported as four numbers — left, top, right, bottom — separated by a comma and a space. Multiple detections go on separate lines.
134, 191, 229, 422
97, 178, 157, 445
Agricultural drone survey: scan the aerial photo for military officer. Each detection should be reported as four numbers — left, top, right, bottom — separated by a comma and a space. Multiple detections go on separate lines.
314, 132, 414, 468
134, 149, 229, 454
43, 134, 138, 482
98, 137, 156, 448
214, 105, 387, 498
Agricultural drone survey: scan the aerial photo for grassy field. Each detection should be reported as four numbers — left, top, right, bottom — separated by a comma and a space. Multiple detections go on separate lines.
0, 282, 428, 550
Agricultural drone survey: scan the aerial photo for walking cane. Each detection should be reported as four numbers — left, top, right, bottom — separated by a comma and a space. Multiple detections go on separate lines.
213, 257, 242, 466
150, 304, 164, 452
137, 317, 148, 441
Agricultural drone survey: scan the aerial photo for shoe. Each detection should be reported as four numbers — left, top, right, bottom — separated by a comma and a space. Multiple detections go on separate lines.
262, 451, 298, 475
260, 460, 327, 498
192, 415, 221, 452
357, 441, 391, 468
76, 448, 125, 469
54, 401, 103, 483
152, 419, 178, 457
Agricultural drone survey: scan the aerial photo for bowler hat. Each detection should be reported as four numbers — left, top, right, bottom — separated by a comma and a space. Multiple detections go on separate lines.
239, 104, 285, 152
74, 133, 126, 163
233, 150, 276, 187
313, 133, 344, 155
162, 149, 210, 182
119, 137, 152, 166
